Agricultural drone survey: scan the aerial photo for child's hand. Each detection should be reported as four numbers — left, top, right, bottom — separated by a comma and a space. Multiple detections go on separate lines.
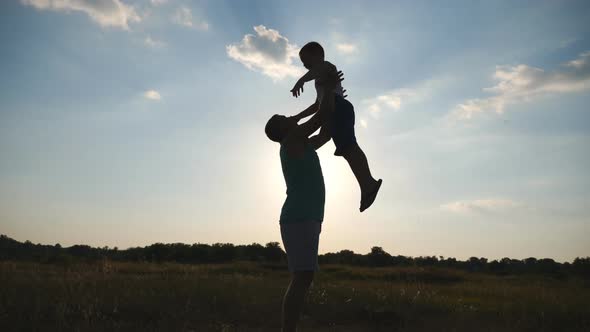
290, 79, 304, 98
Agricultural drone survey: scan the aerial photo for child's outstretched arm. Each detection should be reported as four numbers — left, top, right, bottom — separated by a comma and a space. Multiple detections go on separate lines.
290, 62, 337, 98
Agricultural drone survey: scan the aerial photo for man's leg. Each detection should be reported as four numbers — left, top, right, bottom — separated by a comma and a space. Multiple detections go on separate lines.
282, 271, 314, 332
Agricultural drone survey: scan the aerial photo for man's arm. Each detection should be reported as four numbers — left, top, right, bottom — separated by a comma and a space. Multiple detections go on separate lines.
297, 85, 335, 139
295, 69, 343, 139
306, 91, 335, 150
291, 100, 319, 122
308, 129, 331, 150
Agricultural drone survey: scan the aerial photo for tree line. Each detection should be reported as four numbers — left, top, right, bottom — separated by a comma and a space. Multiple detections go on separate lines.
1, 234, 588, 277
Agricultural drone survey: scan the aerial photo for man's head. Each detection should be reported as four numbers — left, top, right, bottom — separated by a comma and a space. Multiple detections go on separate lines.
299, 41, 324, 70
265, 114, 297, 143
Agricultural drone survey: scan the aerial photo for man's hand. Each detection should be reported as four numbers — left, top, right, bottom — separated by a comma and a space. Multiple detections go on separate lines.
318, 70, 344, 90
290, 79, 304, 98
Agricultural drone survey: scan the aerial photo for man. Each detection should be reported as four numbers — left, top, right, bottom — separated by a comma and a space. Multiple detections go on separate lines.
264, 70, 343, 331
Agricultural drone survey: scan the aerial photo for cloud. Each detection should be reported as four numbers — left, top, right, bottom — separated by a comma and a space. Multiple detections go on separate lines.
150, 0, 168, 5
226, 25, 304, 81
359, 119, 368, 128
336, 43, 358, 55
441, 199, 523, 214
144, 35, 165, 48
143, 90, 161, 100
172, 6, 208, 30
453, 51, 590, 119
362, 89, 416, 119
21, 0, 140, 30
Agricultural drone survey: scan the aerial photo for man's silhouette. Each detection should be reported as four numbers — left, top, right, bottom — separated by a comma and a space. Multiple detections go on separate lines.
265, 70, 343, 332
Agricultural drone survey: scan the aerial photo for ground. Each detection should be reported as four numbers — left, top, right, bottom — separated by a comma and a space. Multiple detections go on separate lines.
1, 261, 588, 331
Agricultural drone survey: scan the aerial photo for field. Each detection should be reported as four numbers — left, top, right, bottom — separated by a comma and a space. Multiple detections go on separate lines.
1, 260, 588, 331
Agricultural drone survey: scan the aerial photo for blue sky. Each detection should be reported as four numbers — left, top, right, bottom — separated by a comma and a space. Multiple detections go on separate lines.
1, 0, 589, 261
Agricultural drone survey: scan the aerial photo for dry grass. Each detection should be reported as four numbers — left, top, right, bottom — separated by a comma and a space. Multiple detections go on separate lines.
0, 261, 588, 331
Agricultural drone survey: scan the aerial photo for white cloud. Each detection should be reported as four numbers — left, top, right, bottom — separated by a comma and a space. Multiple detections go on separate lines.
144, 35, 165, 48
358, 77, 453, 128
21, 0, 140, 30
150, 0, 168, 5
143, 90, 161, 100
566, 51, 590, 69
360, 119, 368, 128
336, 43, 358, 55
453, 51, 590, 120
172, 6, 208, 30
226, 25, 304, 81
441, 199, 523, 214
362, 89, 416, 119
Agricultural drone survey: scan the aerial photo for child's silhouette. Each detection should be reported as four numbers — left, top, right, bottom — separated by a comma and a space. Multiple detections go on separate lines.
289, 42, 382, 212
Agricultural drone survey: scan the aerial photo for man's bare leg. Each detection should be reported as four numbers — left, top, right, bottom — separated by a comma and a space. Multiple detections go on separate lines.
341, 142, 382, 211
282, 271, 314, 332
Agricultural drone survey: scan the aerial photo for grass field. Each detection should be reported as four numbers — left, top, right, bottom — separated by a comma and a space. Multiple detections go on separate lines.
1, 260, 588, 331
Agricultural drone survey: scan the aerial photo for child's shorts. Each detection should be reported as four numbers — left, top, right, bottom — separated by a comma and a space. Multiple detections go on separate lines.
331, 94, 357, 156
280, 220, 322, 272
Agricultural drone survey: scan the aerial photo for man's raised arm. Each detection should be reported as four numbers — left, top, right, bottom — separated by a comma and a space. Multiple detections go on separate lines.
291, 99, 319, 122
307, 89, 334, 150
297, 70, 343, 141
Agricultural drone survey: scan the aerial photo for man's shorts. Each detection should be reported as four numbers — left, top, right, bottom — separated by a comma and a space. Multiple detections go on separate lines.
331, 94, 357, 156
280, 220, 322, 272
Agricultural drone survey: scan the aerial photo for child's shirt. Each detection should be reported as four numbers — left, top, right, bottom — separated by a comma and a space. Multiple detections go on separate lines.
314, 61, 345, 103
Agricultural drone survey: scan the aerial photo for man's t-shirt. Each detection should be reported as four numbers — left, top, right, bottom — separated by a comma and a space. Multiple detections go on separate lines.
279, 143, 325, 224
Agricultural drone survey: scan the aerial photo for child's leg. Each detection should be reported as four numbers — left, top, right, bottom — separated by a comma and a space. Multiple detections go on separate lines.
331, 95, 382, 211
341, 142, 379, 195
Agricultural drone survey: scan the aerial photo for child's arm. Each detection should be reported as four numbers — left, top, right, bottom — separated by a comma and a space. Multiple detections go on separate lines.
290, 70, 318, 98
290, 62, 337, 98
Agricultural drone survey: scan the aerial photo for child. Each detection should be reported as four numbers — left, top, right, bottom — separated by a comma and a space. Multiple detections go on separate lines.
290, 41, 382, 212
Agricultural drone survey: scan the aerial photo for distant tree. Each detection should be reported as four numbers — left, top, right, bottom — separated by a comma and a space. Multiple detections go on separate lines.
336, 249, 356, 265
238, 243, 265, 261
0, 234, 584, 277
572, 257, 590, 277
537, 258, 560, 274
391, 255, 412, 266
368, 246, 391, 267
416, 256, 439, 267
210, 243, 236, 262
466, 257, 487, 272
264, 242, 285, 262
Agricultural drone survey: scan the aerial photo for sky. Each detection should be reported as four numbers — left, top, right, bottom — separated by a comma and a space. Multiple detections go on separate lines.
1, 0, 589, 262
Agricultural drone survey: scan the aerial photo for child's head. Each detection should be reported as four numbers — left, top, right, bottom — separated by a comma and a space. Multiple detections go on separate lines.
299, 41, 324, 70
265, 114, 297, 143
